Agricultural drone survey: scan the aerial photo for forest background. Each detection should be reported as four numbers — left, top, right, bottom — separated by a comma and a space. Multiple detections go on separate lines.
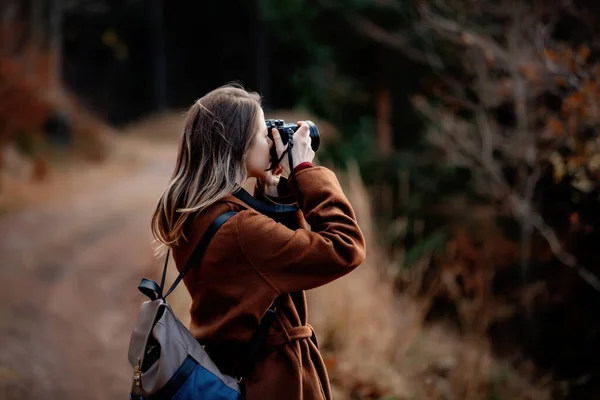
1, 1, 600, 399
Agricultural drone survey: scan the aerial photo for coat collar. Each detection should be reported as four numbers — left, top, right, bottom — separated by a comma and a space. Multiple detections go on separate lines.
227, 187, 299, 215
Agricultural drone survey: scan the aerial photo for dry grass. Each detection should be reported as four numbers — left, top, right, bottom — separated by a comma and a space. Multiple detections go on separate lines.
307, 161, 552, 400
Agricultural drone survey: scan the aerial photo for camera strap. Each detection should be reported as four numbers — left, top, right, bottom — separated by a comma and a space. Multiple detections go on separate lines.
272, 149, 289, 169
286, 132, 304, 202
265, 129, 303, 201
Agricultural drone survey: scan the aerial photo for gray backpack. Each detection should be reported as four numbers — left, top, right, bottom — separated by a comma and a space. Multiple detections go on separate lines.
127, 210, 277, 400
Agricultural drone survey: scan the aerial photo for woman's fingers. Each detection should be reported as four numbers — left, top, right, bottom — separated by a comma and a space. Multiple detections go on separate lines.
271, 127, 291, 175
272, 164, 283, 176
295, 121, 310, 138
266, 172, 280, 187
270, 122, 312, 173
271, 128, 287, 157
290, 121, 315, 168
262, 171, 281, 196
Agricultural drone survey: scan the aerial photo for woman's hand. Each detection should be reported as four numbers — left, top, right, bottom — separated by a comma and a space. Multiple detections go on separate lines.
270, 121, 315, 176
260, 164, 284, 197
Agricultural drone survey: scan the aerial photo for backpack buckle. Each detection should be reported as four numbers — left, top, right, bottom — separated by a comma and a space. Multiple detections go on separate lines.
133, 357, 142, 387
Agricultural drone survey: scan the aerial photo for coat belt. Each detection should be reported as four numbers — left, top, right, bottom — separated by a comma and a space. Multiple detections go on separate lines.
265, 324, 315, 348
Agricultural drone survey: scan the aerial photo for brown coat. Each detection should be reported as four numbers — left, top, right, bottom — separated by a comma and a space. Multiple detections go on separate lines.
173, 166, 366, 400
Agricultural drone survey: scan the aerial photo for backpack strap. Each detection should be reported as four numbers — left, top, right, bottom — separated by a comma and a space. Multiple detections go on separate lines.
142, 209, 279, 381
139, 210, 238, 301
237, 306, 277, 381
164, 210, 239, 298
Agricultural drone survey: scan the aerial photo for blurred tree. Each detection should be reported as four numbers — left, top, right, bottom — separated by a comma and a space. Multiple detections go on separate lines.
361, 0, 600, 396
257, 0, 479, 275
401, 0, 600, 288
258, 0, 450, 228
261, 1, 600, 396
0, 0, 113, 180
49, 0, 62, 86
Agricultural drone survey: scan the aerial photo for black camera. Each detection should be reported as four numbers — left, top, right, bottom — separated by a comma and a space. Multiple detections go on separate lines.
265, 119, 320, 169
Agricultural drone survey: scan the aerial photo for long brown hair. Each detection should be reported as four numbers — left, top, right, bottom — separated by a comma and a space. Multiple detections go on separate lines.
151, 83, 262, 253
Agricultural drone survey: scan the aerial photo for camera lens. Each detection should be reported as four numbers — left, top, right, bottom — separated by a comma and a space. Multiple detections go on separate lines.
305, 121, 320, 152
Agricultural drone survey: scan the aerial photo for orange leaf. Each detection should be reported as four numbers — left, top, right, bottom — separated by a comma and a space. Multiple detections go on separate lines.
569, 58, 577, 73
570, 212, 580, 225
545, 48, 559, 62
581, 106, 590, 118
323, 355, 337, 371
519, 63, 538, 80
555, 76, 569, 87
568, 155, 587, 167
581, 80, 595, 95
568, 116, 578, 135
578, 45, 591, 62
546, 116, 566, 135
562, 48, 575, 63
562, 92, 584, 114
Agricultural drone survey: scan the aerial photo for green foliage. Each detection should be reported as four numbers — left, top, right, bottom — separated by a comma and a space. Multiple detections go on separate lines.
402, 228, 447, 268
485, 372, 508, 400
258, 0, 321, 47
258, 0, 419, 134
318, 116, 377, 169
257, 0, 490, 253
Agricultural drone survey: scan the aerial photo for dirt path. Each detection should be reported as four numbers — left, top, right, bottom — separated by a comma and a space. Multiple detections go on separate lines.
0, 137, 185, 399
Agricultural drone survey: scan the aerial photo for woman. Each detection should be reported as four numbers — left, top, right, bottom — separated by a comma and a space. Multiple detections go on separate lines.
151, 83, 366, 399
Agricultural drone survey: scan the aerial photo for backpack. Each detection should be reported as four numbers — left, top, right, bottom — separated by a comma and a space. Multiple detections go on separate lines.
127, 210, 277, 400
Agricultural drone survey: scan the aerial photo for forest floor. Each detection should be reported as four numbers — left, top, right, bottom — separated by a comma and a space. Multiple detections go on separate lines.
0, 132, 180, 399
0, 112, 551, 400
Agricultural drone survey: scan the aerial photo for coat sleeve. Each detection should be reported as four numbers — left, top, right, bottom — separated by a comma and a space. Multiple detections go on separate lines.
236, 166, 366, 293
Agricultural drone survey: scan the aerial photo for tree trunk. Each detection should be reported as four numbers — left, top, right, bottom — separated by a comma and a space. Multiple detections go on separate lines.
30, 0, 44, 47
48, 0, 61, 87
1, 0, 20, 55
26, 0, 44, 75
152, 0, 167, 110
375, 87, 393, 156
254, 1, 269, 107
375, 85, 393, 215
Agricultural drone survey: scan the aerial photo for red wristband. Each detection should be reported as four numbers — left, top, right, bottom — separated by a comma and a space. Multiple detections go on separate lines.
293, 162, 313, 174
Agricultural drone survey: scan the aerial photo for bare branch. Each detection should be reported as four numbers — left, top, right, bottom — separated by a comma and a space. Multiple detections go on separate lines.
404, 0, 600, 292
419, 103, 600, 292
475, 109, 494, 166
431, 86, 478, 111
419, 4, 512, 65
345, 12, 444, 68
529, 211, 600, 291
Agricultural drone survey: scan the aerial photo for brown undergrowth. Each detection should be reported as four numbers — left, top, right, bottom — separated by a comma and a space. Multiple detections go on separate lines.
0, 48, 114, 212
307, 161, 552, 400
